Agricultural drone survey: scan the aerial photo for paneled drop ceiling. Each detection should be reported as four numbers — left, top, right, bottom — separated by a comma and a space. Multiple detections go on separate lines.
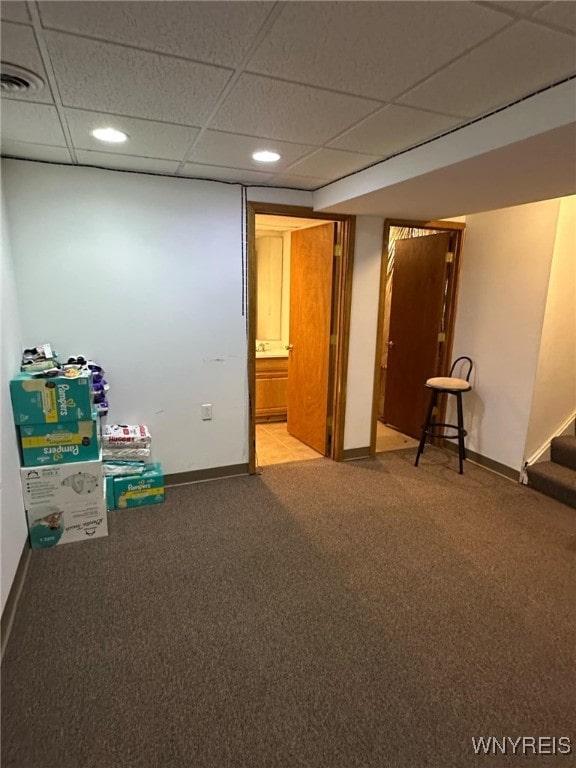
1, 1, 575, 193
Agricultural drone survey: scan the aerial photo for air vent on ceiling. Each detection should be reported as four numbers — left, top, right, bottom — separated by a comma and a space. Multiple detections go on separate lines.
1, 63, 45, 93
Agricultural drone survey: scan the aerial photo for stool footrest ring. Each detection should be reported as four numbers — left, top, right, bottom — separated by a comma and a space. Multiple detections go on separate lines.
420, 422, 467, 441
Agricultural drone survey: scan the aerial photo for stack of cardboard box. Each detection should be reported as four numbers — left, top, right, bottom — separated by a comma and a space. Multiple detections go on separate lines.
102, 425, 165, 511
10, 372, 108, 549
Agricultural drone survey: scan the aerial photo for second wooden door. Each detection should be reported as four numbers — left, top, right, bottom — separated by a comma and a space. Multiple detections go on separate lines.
383, 232, 451, 439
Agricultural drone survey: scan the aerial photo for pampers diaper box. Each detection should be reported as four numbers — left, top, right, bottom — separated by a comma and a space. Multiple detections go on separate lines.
18, 414, 100, 466
10, 372, 93, 425
105, 475, 115, 511
111, 464, 165, 510
21, 460, 108, 548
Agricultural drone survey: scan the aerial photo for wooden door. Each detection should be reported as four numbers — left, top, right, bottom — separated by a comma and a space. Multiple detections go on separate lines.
287, 223, 335, 453
383, 232, 451, 439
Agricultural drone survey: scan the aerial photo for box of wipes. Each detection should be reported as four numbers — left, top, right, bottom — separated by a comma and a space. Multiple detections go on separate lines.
25, 489, 108, 549
112, 463, 164, 509
10, 372, 93, 425
26, 502, 108, 549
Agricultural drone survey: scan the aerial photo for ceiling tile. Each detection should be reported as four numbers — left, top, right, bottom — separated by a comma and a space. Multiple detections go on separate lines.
329, 105, 462, 157
181, 163, 273, 184
0, 22, 54, 104
1, 140, 71, 163
190, 130, 315, 172
211, 74, 380, 145
399, 21, 576, 117
1, 100, 66, 145
247, 1, 510, 101
45, 31, 232, 125
39, 1, 273, 68
265, 175, 327, 190
65, 109, 198, 160
532, 2, 576, 33
287, 148, 381, 181
1, 2, 30, 22
75, 150, 179, 174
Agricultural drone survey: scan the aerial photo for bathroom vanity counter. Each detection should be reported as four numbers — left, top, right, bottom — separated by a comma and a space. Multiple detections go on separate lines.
255, 357, 288, 422
255, 351, 289, 359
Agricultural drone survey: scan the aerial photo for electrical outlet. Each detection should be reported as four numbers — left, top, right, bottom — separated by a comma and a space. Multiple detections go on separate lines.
201, 404, 212, 421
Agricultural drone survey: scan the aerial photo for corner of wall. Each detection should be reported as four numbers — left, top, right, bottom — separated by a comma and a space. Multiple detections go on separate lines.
1, 188, 28, 615
343, 216, 384, 451
523, 195, 576, 461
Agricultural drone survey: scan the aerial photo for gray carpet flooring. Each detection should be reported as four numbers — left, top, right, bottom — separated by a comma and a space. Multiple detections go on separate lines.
2, 447, 575, 768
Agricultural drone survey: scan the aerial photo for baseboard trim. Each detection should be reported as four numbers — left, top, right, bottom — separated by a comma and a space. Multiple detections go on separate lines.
342, 446, 371, 461
165, 463, 250, 486
1, 542, 31, 661
443, 442, 519, 481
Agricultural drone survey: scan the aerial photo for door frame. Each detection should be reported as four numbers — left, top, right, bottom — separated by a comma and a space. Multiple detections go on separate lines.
369, 218, 466, 457
247, 202, 356, 473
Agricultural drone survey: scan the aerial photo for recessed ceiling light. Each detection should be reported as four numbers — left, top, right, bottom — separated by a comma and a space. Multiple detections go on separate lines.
252, 150, 281, 163
91, 127, 128, 144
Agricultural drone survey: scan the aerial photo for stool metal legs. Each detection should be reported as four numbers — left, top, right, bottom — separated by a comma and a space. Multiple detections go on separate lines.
456, 392, 466, 474
415, 389, 467, 474
415, 390, 438, 468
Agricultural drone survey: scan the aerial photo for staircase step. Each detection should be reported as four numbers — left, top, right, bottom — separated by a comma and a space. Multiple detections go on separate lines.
551, 435, 576, 471
527, 461, 576, 509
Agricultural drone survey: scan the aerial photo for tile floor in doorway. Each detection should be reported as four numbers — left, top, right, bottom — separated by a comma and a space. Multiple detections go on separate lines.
376, 421, 419, 453
256, 421, 418, 467
256, 422, 323, 467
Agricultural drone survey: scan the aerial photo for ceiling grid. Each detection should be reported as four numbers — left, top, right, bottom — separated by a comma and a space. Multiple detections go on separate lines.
0, 0, 574, 209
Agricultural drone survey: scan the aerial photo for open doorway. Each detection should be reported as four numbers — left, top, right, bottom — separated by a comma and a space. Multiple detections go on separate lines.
247, 204, 355, 472
370, 219, 465, 456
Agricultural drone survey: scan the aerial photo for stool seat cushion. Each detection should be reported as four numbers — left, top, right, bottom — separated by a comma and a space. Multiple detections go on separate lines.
426, 376, 471, 391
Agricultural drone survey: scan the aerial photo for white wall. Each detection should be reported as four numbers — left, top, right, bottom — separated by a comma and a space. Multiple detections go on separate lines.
3, 159, 247, 475
1, 190, 28, 614
343, 217, 383, 450
3, 161, 379, 479
524, 196, 576, 458
449, 199, 561, 471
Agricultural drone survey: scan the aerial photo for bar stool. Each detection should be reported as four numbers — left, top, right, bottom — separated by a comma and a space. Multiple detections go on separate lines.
415, 356, 473, 474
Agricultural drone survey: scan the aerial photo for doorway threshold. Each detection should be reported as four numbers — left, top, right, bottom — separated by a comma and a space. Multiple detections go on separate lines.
256, 423, 323, 467
376, 422, 419, 453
